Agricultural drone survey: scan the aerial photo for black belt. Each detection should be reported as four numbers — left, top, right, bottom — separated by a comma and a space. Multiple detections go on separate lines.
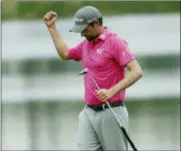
87, 100, 124, 112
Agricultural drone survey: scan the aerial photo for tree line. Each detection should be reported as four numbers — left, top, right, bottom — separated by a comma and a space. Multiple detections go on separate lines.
2, 1, 180, 20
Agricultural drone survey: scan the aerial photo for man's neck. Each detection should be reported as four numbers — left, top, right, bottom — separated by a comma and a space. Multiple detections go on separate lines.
91, 26, 104, 43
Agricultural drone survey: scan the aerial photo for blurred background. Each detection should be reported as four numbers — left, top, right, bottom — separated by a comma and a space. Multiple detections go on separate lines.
2, 1, 180, 150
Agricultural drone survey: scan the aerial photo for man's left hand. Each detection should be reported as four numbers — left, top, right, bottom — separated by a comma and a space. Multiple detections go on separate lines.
96, 89, 115, 102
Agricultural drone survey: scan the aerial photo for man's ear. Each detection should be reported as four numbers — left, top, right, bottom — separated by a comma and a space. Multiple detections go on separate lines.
95, 20, 100, 25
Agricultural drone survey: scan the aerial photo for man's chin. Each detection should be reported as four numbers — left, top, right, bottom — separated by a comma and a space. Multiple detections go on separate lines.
86, 37, 95, 42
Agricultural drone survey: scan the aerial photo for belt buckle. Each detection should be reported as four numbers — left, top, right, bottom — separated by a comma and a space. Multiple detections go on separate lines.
102, 104, 106, 110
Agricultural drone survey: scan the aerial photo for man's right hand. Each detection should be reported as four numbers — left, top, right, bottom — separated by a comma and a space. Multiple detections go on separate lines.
44, 11, 57, 28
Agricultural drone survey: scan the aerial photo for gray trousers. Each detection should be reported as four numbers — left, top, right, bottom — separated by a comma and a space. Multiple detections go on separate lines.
77, 104, 129, 150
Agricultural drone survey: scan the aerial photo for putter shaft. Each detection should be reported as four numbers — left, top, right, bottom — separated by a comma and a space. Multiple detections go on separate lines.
87, 74, 123, 127
87, 73, 138, 151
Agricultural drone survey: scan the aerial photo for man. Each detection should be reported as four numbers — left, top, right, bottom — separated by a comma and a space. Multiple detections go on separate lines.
44, 6, 143, 150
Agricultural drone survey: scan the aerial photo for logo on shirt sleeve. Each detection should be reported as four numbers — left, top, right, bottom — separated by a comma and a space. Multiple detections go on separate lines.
121, 47, 132, 57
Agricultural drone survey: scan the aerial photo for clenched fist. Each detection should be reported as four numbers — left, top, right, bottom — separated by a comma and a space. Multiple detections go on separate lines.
44, 11, 57, 28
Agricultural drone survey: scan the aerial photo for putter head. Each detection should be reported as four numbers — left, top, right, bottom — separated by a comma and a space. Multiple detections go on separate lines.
78, 68, 88, 75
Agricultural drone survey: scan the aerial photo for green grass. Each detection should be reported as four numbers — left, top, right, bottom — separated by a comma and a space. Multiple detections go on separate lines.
2, 1, 180, 21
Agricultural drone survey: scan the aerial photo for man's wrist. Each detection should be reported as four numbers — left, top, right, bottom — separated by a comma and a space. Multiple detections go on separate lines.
48, 25, 57, 32
109, 87, 118, 96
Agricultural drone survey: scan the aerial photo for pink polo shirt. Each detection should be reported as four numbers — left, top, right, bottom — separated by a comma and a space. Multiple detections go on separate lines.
68, 27, 136, 105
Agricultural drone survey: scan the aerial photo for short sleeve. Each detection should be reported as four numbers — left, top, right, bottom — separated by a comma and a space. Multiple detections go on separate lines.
111, 37, 136, 67
68, 41, 84, 61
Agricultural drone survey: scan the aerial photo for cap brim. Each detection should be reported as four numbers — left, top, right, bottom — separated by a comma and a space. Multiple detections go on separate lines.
69, 24, 87, 33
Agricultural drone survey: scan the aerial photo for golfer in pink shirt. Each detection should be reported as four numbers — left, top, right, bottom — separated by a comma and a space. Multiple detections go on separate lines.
44, 6, 143, 150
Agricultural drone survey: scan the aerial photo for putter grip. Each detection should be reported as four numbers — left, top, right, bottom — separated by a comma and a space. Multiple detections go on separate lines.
121, 127, 138, 151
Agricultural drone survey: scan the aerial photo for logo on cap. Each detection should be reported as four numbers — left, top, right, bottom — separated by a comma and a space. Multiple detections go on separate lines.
74, 17, 83, 22
74, 17, 86, 25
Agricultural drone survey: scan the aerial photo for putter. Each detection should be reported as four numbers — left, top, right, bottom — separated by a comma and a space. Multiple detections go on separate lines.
78, 68, 138, 151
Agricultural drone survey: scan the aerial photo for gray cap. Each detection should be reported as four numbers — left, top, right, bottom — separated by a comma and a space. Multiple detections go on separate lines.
70, 6, 102, 33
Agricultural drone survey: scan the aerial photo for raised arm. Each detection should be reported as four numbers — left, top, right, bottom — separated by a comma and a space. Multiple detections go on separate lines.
44, 11, 70, 60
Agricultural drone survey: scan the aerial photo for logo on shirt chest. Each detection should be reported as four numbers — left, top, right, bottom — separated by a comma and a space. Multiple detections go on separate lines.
96, 48, 104, 54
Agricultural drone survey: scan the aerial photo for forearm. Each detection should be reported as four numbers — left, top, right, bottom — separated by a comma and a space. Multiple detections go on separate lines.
48, 25, 69, 60
111, 68, 143, 95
